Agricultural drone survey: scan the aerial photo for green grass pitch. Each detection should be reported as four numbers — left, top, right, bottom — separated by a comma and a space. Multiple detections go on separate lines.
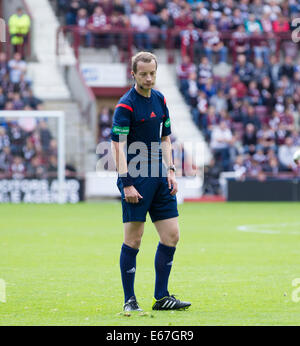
1, 202, 300, 326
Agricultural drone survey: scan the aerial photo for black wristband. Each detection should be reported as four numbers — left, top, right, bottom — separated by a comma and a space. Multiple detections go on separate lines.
119, 175, 134, 187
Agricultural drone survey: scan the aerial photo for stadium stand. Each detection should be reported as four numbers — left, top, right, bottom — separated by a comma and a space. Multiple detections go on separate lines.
51, 0, 300, 195
2, 0, 300, 199
0, 3, 58, 180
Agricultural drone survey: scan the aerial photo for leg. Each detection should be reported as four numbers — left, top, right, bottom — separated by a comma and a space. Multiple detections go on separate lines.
154, 217, 179, 247
120, 222, 144, 303
153, 217, 179, 300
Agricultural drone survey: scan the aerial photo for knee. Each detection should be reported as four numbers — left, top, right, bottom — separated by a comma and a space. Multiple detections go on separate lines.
125, 237, 142, 250
162, 228, 180, 247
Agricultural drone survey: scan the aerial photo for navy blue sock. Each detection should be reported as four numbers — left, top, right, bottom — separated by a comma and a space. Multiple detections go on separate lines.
120, 243, 139, 303
154, 242, 176, 300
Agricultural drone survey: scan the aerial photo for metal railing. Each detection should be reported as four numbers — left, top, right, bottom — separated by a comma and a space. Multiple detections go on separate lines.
56, 26, 294, 73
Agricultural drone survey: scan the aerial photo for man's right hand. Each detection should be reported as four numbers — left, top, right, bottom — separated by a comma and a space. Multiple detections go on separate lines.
124, 186, 143, 204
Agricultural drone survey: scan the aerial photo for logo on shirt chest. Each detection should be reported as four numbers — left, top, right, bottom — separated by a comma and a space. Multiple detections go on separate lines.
139, 111, 158, 122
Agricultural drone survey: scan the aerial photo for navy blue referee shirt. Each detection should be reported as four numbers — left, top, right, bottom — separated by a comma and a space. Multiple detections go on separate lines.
111, 87, 172, 177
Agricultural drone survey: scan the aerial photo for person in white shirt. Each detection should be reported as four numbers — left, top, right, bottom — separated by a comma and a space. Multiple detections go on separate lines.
130, 6, 152, 50
8, 52, 27, 84
210, 120, 234, 170
278, 136, 298, 171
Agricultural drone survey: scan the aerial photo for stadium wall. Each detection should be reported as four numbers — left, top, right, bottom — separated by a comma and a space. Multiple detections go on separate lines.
227, 179, 300, 202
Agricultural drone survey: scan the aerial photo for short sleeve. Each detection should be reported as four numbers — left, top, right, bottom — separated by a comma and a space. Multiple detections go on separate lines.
111, 103, 133, 142
162, 97, 171, 137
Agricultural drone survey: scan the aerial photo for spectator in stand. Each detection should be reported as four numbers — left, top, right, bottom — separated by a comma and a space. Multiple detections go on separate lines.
176, 55, 196, 95
130, 6, 152, 50
233, 155, 247, 180
0, 146, 12, 173
87, 6, 111, 48
174, 8, 193, 28
203, 105, 219, 140
185, 71, 198, 107
260, 12, 273, 33
231, 8, 244, 29
0, 127, 10, 151
234, 54, 254, 86
278, 55, 295, 80
192, 90, 208, 127
198, 56, 213, 86
243, 105, 261, 129
8, 7, 31, 54
257, 123, 276, 151
218, 13, 232, 31
210, 89, 227, 114
264, 156, 280, 175
278, 136, 298, 171
231, 25, 251, 60
12, 92, 24, 110
0, 52, 9, 78
76, 7, 92, 47
244, 13, 263, 34
210, 120, 234, 171
247, 80, 261, 106
65, 0, 82, 25
109, 12, 130, 48
10, 156, 26, 179
0, 87, 6, 110
26, 155, 47, 179
154, 7, 174, 44
139, 0, 159, 25
202, 23, 228, 64
100, 0, 113, 17
192, 9, 206, 30
252, 57, 269, 83
23, 89, 43, 110
263, 0, 281, 22
250, 0, 263, 19
22, 137, 36, 163
231, 74, 248, 99
48, 155, 58, 176
203, 157, 222, 195
39, 120, 53, 152
201, 77, 217, 99
99, 106, 112, 141
8, 52, 27, 85
243, 123, 257, 155
273, 14, 290, 33
259, 75, 274, 108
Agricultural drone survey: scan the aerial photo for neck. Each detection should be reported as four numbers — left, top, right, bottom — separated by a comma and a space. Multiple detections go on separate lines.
135, 84, 151, 98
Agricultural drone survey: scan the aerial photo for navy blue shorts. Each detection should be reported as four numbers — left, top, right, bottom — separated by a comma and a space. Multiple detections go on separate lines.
117, 176, 179, 223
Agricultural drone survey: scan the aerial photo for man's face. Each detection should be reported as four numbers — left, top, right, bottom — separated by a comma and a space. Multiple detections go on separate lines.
133, 60, 157, 91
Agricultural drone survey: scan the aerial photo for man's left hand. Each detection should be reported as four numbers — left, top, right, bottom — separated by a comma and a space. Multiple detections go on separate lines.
167, 171, 178, 195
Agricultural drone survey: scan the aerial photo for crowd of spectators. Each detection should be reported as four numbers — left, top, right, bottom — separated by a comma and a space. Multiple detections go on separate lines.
177, 51, 300, 190
0, 119, 59, 179
0, 51, 43, 111
172, 2, 300, 191
55, 1, 300, 191
0, 8, 59, 180
54, 0, 298, 54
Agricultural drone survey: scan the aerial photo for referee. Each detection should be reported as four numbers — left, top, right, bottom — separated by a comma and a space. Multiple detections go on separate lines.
111, 52, 191, 312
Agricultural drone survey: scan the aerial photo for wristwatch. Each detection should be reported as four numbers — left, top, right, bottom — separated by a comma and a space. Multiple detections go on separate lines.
167, 164, 176, 173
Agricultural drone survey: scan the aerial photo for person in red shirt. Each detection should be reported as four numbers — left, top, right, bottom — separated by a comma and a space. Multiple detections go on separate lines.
231, 74, 248, 99
87, 6, 111, 48
273, 14, 290, 33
